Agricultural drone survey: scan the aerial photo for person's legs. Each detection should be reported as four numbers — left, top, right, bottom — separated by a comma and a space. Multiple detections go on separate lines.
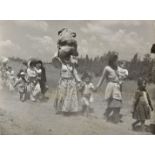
19, 93, 22, 101
85, 105, 90, 117
31, 82, 41, 102
104, 107, 113, 120
81, 105, 87, 114
21, 93, 26, 102
132, 120, 140, 129
141, 120, 145, 131
104, 98, 113, 120
112, 108, 121, 123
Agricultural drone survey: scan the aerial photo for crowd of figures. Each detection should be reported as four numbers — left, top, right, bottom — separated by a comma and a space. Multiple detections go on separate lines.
0, 57, 48, 102
0, 28, 154, 133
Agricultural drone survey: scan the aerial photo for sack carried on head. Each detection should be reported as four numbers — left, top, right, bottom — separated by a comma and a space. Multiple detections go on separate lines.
57, 28, 78, 59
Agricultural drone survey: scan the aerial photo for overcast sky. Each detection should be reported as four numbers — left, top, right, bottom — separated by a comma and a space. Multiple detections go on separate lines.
0, 20, 154, 62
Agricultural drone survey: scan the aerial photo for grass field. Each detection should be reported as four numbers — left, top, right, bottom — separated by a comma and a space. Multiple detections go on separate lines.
0, 60, 155, 135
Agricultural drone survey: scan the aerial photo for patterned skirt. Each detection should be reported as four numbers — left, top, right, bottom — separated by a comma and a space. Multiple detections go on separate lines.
133, 101, 151, 121
54, 78, 79, 113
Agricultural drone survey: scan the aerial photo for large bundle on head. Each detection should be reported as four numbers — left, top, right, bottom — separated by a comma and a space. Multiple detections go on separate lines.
151, 44, 155, 54
57, 28, 78, 60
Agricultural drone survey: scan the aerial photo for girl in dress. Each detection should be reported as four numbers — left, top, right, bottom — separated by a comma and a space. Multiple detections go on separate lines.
96, 52, 122, 123
132, 78, 154, 131
14, 70, 27, 102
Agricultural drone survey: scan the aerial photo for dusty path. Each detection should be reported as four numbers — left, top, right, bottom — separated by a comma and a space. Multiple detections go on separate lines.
0, 90, 153, 135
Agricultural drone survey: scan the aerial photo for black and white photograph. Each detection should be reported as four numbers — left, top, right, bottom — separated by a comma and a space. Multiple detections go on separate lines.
0, 20, 155, 135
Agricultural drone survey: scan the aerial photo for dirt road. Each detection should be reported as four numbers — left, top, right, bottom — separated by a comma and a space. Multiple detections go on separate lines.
0, 89, 153, 135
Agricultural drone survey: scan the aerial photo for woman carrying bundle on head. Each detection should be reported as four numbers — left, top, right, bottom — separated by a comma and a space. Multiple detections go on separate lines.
52, 28, 82, 115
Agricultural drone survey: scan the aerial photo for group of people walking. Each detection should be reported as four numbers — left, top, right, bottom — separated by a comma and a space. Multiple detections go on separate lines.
0, 57, 48, 102
0, 27, 154, 133
53, 50, 154, 131
52, 28, 154, 131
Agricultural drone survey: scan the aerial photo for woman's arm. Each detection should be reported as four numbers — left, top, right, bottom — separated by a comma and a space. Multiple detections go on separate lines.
147, 92, 154, 111
96, 67, 107, 89
73, 68, 81, 83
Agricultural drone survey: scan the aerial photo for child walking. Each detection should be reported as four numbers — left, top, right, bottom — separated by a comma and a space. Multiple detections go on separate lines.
14, 70, 27, 102
132, 78, 154, 131
80, 72, 95, 117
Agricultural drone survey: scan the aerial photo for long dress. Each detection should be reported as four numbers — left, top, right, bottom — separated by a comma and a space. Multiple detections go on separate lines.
54, 57, 81, 113
132, 90, 153, 121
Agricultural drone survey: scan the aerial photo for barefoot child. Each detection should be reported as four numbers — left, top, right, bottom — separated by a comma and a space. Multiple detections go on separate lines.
80, 72, 95, 117
132, 78, 154, 131
14, 70, 27, 102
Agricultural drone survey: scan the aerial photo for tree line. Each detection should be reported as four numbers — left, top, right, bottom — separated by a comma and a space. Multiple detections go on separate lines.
8, 51, 155, 82
78, 51, 155, 82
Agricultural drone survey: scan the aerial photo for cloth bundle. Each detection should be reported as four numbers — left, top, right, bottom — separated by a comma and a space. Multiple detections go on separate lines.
57, 28, 78, 59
